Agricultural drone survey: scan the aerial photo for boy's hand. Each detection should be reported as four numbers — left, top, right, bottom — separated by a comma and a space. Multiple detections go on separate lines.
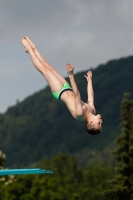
84, 71, 92, 81
66, 63, 74, 76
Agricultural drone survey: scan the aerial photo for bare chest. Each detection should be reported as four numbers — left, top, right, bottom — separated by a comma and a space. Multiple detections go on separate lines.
81, 101, 94, 114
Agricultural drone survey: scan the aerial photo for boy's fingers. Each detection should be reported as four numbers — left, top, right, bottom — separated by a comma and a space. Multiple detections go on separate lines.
84, 75, 87, 79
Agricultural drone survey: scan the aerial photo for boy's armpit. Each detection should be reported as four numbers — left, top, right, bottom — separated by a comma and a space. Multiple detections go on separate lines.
87, 101, 96, 114
92, 107, 96, 115
90, 106, 96, 115
87, 100, 94, 108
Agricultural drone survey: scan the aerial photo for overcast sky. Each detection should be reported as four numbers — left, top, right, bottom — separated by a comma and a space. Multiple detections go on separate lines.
0, 0, 133, 112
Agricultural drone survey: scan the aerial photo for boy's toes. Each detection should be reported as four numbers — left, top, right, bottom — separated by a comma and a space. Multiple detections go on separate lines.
25, 36, 35, 49
24, 47, 28, 53
21, 38, 29, 53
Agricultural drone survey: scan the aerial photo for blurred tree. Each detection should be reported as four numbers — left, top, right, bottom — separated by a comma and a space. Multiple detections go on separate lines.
81, 164, 114, 200
0, 150, 6, 200
0, 150, 6, 169
0, 151, 16, 200
2, 154, 114, 200
105, 93, 133, 199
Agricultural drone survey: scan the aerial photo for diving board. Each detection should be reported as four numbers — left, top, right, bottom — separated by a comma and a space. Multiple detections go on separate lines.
0, 168, 53, 175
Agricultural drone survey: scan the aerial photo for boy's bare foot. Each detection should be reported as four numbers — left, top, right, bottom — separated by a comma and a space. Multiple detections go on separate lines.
24, 36, 36, 49
21, 38, 32, 53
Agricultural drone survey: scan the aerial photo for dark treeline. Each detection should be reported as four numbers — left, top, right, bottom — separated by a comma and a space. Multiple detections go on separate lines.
0, 154, 114, 200
0, 56, 133, 168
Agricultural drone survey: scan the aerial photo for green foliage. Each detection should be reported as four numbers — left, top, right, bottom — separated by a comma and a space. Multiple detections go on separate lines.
0, 150, 6, 200
0, 150, 6, 169
2, 154, 114, 200
0, 56, 133, 167
0, 151, 16, 200
104, 93, 133, 200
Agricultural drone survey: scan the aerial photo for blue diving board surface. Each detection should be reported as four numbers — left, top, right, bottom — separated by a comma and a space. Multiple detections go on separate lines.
0, 168, 53, 175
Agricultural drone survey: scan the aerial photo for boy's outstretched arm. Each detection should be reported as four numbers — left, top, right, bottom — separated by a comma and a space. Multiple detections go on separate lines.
66, 64, 83, 117
84, 71, 96, 113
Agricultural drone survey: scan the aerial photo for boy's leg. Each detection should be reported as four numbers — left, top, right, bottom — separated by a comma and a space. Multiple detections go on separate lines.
24, 37, 68, 85
22, 38, 64, 93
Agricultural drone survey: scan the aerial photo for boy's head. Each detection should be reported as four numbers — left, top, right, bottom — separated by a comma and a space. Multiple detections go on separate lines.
86, 114, 102, 135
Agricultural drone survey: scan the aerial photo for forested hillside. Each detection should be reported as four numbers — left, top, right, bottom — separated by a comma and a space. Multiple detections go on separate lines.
0, 56, 133, 168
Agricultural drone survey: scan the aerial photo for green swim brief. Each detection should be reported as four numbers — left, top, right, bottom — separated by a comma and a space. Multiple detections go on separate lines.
52, 83, 72, 100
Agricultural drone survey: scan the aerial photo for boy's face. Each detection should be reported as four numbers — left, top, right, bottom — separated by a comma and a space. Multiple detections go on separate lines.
86, 113, 103, 129
92, 114, 103, 129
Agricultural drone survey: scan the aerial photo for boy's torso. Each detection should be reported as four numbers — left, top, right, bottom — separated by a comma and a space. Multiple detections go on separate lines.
60, 91, 95, 120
